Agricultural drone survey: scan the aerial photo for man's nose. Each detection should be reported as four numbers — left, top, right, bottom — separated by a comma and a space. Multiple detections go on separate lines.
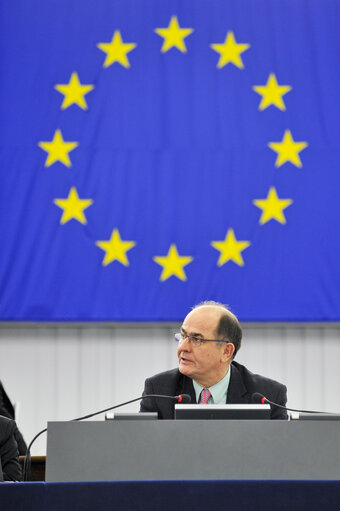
179, 336, 192, 350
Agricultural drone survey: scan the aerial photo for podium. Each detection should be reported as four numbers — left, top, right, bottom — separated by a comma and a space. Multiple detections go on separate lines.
46, 420, 340, 482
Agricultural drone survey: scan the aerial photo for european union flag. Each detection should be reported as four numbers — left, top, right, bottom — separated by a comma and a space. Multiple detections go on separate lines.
1, 0, 339, 321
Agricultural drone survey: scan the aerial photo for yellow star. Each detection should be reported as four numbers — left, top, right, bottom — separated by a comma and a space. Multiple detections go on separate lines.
153, 244, 193, 281
211, 229, 250, 267
38, 129, 78, 167
210, 31, 250, 69
253, 187, 293, 225
268, 129, 308, 168
155, 15, 194, 53
97, 30, 137, 68
54, 72, 94, 110
253, 73, 292, 111
53, 187, 93, 225
96, 228, 136, 266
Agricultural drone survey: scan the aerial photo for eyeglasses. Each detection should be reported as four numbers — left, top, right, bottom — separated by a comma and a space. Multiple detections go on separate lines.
174, 332, 228, 347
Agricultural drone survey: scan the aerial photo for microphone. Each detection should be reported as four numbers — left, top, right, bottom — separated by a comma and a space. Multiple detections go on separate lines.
252, 392, 268, 405
23, 393, 191, 481
251, 392, 328, 414
176, 393, 191, 403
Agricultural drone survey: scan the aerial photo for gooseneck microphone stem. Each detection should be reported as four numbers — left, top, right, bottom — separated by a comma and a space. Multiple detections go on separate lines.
71, 394, 188, 422
265, 397, 326, 414
23, 428, 47, 482
252, 392, 329, 414
23, 393, 190, 481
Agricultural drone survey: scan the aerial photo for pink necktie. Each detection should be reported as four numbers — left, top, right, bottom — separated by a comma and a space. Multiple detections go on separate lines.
200, 388, 211, 404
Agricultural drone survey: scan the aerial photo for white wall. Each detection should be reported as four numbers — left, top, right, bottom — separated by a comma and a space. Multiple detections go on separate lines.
0, 323, 339, 455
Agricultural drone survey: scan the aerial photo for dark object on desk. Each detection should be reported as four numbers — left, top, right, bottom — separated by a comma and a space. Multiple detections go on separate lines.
175, 404, 271, 420
0, 380, 27, 455
19, 456, 46, 481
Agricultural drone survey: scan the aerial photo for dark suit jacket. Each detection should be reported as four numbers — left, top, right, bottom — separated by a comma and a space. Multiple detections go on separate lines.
140, 361, 287, 420
0, 381, 27, 455
0, 415, 22, 481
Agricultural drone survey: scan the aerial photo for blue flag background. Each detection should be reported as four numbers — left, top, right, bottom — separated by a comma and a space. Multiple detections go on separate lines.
0, 0, 339, 321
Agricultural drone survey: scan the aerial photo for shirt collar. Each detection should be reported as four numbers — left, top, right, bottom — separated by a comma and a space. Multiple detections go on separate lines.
192, 366, 231, 404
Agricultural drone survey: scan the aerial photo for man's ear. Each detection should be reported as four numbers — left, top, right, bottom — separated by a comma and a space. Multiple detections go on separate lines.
222, 342, 235, 362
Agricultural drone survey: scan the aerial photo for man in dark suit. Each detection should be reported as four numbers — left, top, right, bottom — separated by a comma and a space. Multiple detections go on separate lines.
0, 415, 22, 481
140, 301, 287, 420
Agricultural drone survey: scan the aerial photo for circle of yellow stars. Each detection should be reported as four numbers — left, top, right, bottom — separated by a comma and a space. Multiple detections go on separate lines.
37, 15, 309, 282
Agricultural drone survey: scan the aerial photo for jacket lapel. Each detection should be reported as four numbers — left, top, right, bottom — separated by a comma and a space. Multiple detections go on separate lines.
226, 363, 249, 404
177, 373, 196, 404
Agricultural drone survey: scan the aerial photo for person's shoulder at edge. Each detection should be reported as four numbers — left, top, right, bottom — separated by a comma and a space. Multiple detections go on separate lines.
0, 380, 27, 455
0, 415, 22, 481
0, 407, 27, 455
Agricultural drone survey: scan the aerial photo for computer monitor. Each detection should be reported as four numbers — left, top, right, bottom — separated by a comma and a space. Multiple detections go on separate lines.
174, 404, 271, 420
290, 412, 340, 421
105, 412, 158, 420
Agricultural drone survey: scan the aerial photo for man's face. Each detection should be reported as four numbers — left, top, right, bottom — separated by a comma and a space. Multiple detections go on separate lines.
177, 306, 232, 388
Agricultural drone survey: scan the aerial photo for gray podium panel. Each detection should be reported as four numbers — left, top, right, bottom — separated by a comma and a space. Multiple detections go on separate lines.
46, 420, 340, 482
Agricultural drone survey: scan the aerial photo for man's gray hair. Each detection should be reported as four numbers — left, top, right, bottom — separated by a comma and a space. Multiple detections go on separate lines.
192, 300, 242, 358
